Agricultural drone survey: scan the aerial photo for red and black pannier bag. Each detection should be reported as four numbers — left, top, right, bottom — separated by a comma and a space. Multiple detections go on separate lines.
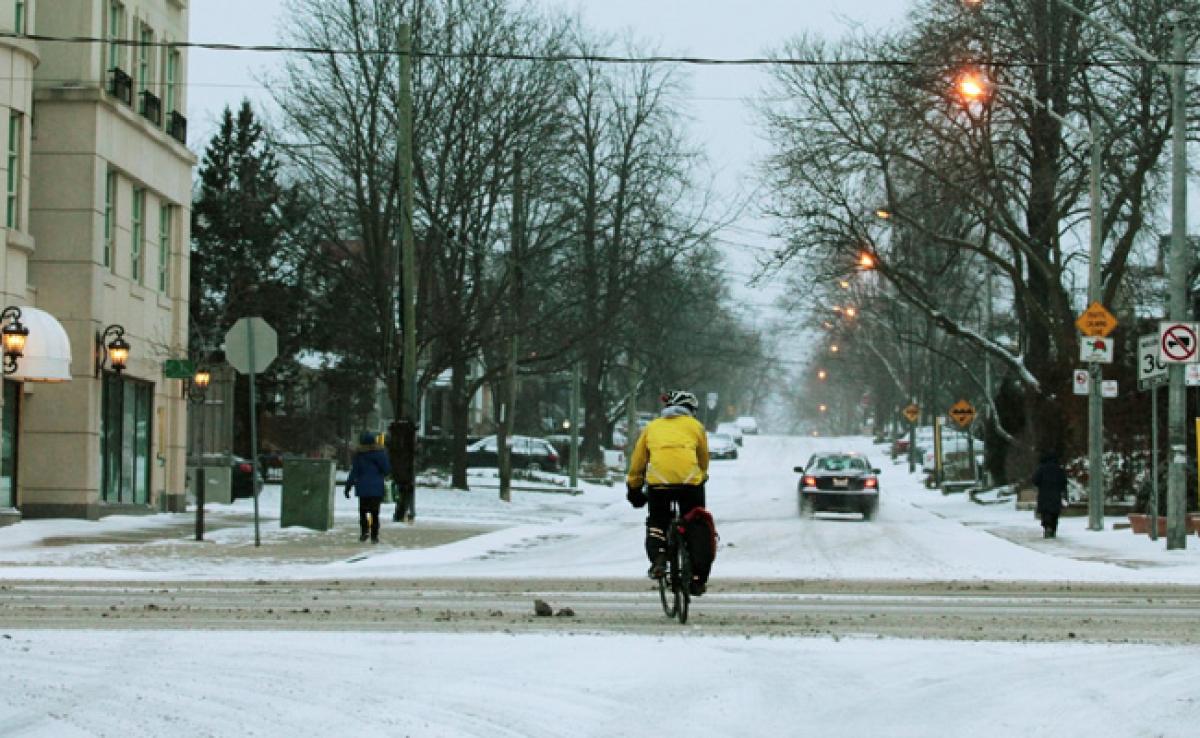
682, 507, 719, 583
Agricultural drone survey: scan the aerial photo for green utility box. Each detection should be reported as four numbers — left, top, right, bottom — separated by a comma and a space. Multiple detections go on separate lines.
280, 458, 336, 531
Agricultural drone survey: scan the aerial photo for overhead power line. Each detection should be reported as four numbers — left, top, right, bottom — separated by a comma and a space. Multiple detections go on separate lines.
5, 31, 1193, 69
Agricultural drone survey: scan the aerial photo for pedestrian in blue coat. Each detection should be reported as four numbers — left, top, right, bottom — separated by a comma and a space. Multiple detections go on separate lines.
345, 432, 392, 543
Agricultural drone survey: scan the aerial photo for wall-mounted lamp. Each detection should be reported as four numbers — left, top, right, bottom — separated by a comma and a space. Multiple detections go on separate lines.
1, 306, 29, 375
95, 324, 131, 376
185, 368, 211, 402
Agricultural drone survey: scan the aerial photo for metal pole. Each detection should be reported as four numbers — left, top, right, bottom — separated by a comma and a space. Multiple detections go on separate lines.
500, 153, 523, 503
1151, 385, 1159, 541
248, 330, 261, 548
908, 310, 916, 474
983, 261, 993, 486
569, 362, 580, 487
194, 395, 205, 541
1086, 115, 1105, 532
395, 21, 418, 523
1165, 13, 1189, 550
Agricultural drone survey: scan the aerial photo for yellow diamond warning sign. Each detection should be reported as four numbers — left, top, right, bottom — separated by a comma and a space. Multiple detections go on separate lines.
903, 403, 919, 423
1075, 302, 1118, 338
948, 400, 976, 428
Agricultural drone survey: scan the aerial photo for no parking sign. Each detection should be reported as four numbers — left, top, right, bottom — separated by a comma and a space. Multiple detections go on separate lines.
1159, 321, 1200, 364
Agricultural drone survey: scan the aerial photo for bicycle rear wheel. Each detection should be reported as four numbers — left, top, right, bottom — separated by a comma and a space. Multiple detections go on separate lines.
658, 559, 676, 617
672, 532, 690, 624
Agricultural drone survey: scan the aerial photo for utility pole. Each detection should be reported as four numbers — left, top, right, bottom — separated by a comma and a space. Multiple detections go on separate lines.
1165, 12, 1189, 550
569, 362, 580, 488
393, 21, 418, 523
1086, 115, 1105, 532
499, 153, 523, 502
983, 258, 993, 486
626, 358, 639, 458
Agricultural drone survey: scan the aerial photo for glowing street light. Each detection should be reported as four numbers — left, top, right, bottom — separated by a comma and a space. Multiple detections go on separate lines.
817, 369, 828, 380
858, 251, 876, 270
830, 344, 840, 354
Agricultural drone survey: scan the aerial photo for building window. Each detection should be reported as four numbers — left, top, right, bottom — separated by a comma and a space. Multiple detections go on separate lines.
107, 1, 125, 72
137, 24, 151, 93
6, 112, 20, 230
103, 170, 116, 269
165, 49, 179, 113
14, 0, 25, 34
131, 187, 144, 282
101, 374, 153, 505
158, 203, 172, 293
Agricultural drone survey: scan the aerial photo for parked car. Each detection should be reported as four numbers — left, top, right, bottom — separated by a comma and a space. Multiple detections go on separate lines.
258, 450, 285, 481
707, 432, 738, 460
545, 435, 625, 472
794, 451, 880, 520
735, 415, 760, 435
716, 422, 744, 446
466, 435, 560, 472
231, 456, 262, 499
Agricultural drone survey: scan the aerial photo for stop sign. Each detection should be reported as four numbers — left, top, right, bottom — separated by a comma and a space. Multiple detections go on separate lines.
224, 317, 278, 374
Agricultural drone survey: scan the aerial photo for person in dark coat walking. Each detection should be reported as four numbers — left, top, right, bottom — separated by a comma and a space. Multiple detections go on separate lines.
345, 432, 392, 543
1031, 452, 1068, 538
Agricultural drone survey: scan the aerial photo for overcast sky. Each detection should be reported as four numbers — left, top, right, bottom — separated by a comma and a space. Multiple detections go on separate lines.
185, 0, 915, 319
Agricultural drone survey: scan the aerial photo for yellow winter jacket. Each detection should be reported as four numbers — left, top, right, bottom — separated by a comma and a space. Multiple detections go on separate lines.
626, 414, 709, 488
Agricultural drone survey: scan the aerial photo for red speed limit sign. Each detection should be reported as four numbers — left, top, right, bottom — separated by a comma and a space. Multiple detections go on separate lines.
1159, 322, 1200, 364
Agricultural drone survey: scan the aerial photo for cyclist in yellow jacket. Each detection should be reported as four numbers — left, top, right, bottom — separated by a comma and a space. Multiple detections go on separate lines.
626, 390, 710, 594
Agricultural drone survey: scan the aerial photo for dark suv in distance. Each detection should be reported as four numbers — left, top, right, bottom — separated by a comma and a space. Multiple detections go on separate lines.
795, 451, 880, 520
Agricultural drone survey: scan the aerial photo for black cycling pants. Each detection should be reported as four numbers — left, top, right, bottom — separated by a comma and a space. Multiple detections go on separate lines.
645, 485, 706, 559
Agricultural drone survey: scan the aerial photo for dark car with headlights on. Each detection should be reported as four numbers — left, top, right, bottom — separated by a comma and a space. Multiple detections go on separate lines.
795, 451, 880, 520
706, 432, 738, 460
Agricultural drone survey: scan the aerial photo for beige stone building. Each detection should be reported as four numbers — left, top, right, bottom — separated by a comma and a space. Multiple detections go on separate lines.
0, 0, 193, 523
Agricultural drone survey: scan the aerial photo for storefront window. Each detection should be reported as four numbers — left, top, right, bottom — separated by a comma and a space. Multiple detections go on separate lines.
100, 374, 153, 504
1, 381, 18, 507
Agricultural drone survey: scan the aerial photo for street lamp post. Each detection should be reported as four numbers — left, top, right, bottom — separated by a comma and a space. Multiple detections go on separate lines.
960, 74, 1106, 531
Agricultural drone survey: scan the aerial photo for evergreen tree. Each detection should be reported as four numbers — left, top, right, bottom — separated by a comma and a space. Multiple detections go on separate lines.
190, 100, 313, 455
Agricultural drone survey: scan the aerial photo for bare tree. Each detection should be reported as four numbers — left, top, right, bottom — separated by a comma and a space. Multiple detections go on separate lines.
759, 0, 1195, 480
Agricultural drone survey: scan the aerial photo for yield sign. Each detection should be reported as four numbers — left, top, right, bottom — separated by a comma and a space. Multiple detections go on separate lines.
1075, 301, 1118, 338
903, 403, 919, 423
1159, 321, 1199, 364
948, 399, 976, 428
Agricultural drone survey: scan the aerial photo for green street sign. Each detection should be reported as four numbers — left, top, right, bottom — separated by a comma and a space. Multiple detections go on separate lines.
164, 359, 196, 380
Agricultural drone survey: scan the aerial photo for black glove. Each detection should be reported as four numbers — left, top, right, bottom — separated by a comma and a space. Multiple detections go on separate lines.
344, 488, 351, 499
626, 485, 647, 508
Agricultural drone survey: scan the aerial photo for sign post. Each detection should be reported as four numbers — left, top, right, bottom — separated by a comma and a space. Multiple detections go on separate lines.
903, 403, 919, 473
224, 317, 278, 548
1077, 303, 1117, 532
1159, 321, 1199, 549
1139, 333, 1168, 539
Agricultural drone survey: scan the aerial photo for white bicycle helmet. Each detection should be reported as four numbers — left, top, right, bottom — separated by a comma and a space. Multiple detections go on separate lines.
661, 390, 699, 413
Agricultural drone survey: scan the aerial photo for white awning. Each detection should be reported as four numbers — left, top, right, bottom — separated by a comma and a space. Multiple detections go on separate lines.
8, 307, 72, 383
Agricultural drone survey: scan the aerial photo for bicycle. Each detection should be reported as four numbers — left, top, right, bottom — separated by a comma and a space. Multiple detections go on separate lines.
656, 497, 693, 624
